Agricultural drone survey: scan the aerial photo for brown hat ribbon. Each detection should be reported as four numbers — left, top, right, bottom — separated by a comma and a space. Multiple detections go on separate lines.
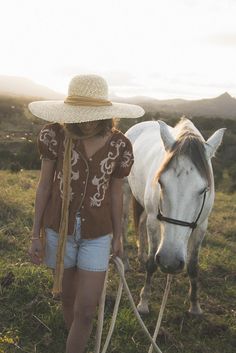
64, 95, 112, 107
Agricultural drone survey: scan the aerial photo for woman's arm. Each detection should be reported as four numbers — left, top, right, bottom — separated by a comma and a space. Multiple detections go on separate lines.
29, 159, 56, 265
32, 159, 56, 237
110, 177, 124, 258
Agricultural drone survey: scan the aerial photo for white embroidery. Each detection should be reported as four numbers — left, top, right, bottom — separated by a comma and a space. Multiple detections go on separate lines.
57, 140, 80, 201
71, 142, 80, 181
121, 150, 133, 168
90, 139, 125, 207
39, 128, 58, 157
57, 171, 65, 199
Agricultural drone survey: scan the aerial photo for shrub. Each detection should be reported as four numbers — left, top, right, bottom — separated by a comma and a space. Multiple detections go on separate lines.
17, 140, 41, 170
227, 164, 236, 192
9, 162, 21, 173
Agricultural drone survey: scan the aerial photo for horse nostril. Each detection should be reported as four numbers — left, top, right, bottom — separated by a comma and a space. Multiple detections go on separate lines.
178, 260, 185, 271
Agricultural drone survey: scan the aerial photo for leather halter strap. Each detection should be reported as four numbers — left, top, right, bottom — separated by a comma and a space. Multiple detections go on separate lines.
157, 189, 207, 230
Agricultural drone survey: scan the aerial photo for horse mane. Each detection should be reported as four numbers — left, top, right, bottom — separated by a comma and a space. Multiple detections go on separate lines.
155, 119, 212, 186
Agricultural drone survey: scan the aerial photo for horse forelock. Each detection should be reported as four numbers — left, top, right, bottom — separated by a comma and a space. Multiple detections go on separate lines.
174, 117, 201, 135
155, 123, 212, 186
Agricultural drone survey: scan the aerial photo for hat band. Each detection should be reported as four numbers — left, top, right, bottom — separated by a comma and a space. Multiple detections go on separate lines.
64, 95, 112, 107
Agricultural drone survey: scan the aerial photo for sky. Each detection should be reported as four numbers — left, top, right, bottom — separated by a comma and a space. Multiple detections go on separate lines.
0, 0, 236, 99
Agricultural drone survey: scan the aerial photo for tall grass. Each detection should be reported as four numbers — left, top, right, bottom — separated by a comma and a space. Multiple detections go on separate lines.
0, 170, 236, 353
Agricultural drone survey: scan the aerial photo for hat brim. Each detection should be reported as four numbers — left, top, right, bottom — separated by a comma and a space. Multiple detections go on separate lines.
28, 100, 145, 123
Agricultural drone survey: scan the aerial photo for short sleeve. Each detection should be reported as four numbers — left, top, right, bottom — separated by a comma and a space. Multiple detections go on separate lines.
112, 135, 134, 178
37, 123, 59, 160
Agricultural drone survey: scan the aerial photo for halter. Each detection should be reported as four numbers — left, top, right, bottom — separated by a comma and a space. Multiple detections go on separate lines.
157, 188, 208, 230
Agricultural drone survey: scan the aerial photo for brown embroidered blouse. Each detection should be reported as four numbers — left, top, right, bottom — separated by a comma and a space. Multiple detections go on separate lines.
37, 123, 134, 239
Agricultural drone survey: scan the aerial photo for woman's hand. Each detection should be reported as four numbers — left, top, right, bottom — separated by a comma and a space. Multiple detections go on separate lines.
28, 239, 43, 265
111, 237, 123, 259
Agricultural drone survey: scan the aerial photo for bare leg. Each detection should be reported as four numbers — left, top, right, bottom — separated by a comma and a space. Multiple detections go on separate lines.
61, 267, 77, 330
66, 269, 106, 353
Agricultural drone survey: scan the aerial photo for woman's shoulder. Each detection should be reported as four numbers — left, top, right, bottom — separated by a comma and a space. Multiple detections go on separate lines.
40, 122, 63, 134
37, 123, 64, 160
112, 129, 129, 141
110, 129, 134, 178
111, 128, 132, 145
38, 122, 65, 143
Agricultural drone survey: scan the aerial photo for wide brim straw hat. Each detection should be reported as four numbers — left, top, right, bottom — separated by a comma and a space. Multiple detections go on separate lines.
28, 74, 145, 123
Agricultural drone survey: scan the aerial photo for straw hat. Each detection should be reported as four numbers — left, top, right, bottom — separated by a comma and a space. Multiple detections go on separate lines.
28, 74, 145, 123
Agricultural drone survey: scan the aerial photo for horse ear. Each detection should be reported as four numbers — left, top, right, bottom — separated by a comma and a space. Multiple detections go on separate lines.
158, 120, 175, 151
205, 128, 226, 159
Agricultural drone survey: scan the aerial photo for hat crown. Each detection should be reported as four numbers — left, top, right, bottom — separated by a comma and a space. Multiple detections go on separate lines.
68, 75, 109, 100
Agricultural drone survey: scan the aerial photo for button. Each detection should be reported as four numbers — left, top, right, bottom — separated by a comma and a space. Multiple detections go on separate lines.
82, 218, 85, 222
81, 193, 84, 196
89, 158, 92, 161
85, 169, 88, 172
82, 181, 85, 184
81, 205, 84, 209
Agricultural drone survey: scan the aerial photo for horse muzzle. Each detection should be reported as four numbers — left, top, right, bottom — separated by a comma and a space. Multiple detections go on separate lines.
155, 253, 185, 274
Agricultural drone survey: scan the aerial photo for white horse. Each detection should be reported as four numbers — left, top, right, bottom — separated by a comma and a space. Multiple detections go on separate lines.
123, 118, 225, 315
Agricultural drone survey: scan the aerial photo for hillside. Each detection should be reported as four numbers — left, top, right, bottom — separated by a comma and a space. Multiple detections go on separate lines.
0, 75, 64, 99
1, 90, 236, 193
113, 92, 236, 119
0, 95, 44, 143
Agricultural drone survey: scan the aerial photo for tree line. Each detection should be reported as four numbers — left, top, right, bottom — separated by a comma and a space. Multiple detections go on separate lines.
0, 106, 235, 192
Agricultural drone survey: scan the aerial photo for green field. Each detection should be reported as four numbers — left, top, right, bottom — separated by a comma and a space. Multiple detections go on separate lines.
0, 170, 236, 353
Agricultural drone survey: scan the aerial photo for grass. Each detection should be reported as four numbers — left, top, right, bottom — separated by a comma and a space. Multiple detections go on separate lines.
0, 170, 236, 353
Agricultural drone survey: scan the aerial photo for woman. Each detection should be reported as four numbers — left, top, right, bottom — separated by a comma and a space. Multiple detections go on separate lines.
28, 74, 144, 353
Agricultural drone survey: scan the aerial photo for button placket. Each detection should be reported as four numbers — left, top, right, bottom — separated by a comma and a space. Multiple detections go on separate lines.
72, 151, 90, 237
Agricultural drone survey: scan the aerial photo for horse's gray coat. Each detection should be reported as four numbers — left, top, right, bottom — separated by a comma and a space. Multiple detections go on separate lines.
123, 118, 225, 314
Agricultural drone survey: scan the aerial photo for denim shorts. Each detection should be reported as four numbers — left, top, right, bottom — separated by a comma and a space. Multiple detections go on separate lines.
44, 213, 112, 272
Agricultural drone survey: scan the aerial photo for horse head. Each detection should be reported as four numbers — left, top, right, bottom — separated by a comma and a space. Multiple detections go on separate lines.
155, 118, 225, 274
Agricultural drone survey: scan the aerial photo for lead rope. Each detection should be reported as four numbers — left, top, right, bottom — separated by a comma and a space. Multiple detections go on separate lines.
95, 256, 172, 353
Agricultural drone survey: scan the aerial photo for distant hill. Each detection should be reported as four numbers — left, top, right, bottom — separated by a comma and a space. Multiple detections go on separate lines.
0, 75, 64, 99
0, 76, 64, 142
1, 75, 236, 121
112, 92, 236, 119
1, 87, 236, 184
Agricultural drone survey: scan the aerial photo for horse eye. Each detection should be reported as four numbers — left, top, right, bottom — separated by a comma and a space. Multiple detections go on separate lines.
199, 186, 209, 195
